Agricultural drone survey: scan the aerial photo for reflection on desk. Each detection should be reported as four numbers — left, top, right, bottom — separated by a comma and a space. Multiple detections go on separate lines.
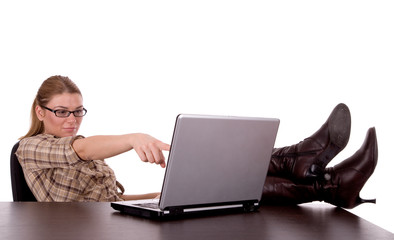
0, 202, 392, 240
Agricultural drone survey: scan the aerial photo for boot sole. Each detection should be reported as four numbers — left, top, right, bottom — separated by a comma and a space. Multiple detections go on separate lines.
328, 103, 351, 150
308, 103, 351, 177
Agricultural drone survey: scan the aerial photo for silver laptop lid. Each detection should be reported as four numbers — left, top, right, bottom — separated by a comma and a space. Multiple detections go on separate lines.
160, 114, 279, 210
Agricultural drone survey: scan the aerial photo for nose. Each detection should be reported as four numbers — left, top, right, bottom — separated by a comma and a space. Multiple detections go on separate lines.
66, 114, 77, 122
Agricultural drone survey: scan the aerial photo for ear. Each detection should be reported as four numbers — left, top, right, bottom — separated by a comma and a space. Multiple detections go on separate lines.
35, 105, 45, 121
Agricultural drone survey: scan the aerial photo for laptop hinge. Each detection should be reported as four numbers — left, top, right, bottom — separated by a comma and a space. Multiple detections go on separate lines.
166, 207, 184, 215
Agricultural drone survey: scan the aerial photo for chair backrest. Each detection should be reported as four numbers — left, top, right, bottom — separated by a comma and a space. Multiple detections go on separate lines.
10, 142, 37, 201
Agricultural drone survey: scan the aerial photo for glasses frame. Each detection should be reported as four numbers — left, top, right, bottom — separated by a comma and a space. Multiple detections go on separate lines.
41, 106, 87, 118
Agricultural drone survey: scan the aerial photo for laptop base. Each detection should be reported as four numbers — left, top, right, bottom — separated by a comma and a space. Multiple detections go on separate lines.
111, 201, 260, 220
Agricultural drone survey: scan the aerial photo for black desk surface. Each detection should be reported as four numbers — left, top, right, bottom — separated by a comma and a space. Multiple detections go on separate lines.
1, 202, 392, 240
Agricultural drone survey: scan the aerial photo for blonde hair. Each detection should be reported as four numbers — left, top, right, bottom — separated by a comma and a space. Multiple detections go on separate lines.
20, 75, 82, 140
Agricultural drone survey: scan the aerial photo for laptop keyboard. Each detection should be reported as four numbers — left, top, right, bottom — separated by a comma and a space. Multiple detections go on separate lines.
134, 202, 160, 209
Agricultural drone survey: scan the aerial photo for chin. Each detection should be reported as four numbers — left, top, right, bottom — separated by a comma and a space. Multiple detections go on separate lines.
61, 132, 78, 138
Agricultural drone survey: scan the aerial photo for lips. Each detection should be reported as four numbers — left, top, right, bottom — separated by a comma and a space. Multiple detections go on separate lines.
63, 127, 77, 132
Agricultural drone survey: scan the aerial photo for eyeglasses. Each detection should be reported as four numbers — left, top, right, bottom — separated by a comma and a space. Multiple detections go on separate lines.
42, 106, 87, 118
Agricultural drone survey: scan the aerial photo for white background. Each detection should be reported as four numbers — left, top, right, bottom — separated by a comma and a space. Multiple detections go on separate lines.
1, 0, 393, 233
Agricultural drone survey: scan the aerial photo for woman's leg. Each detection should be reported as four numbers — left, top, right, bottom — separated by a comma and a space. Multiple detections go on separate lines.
262, 127, 377, 209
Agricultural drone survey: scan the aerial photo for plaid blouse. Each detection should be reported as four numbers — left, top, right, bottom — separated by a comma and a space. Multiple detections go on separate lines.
16, 134, 124, 202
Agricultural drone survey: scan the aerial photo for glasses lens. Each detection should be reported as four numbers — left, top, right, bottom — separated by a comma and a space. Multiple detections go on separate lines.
74, 109, 86, 117
55, 110, 70, 118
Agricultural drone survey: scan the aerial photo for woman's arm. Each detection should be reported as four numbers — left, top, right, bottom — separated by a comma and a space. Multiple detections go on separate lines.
120, 192, 161, 201
72, 133, 170, 168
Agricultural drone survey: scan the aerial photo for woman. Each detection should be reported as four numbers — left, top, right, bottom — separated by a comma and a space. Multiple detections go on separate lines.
17, 75, 169, 201
17, 76, 377, 208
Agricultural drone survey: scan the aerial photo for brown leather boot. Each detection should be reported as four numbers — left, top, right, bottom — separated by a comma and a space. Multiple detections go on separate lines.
261, 127, 378, 209
269, 103, 351, 182
322, 127, 378, 208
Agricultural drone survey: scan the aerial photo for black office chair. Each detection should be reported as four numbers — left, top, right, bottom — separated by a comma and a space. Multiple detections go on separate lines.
10, 142, 37, 201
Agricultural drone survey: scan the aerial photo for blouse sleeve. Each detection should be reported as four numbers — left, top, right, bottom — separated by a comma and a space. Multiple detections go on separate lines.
16, 134, 85, 171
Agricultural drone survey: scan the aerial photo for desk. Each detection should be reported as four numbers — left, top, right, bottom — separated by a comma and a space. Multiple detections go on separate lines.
0, 202, 392, 240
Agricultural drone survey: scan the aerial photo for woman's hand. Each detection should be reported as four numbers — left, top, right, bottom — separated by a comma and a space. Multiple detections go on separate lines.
130, 133, 171, 168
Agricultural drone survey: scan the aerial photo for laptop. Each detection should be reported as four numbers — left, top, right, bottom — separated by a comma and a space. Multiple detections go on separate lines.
111, 114, 279, 219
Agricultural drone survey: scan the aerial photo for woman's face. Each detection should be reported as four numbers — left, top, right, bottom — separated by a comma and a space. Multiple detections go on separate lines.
36, 93, 84, 137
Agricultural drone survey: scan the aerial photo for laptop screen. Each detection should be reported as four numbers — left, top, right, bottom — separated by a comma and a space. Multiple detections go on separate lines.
159, 114, 279, 210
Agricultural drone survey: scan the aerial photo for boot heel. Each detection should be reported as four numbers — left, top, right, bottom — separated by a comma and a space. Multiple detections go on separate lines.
356, 196, 376, 205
